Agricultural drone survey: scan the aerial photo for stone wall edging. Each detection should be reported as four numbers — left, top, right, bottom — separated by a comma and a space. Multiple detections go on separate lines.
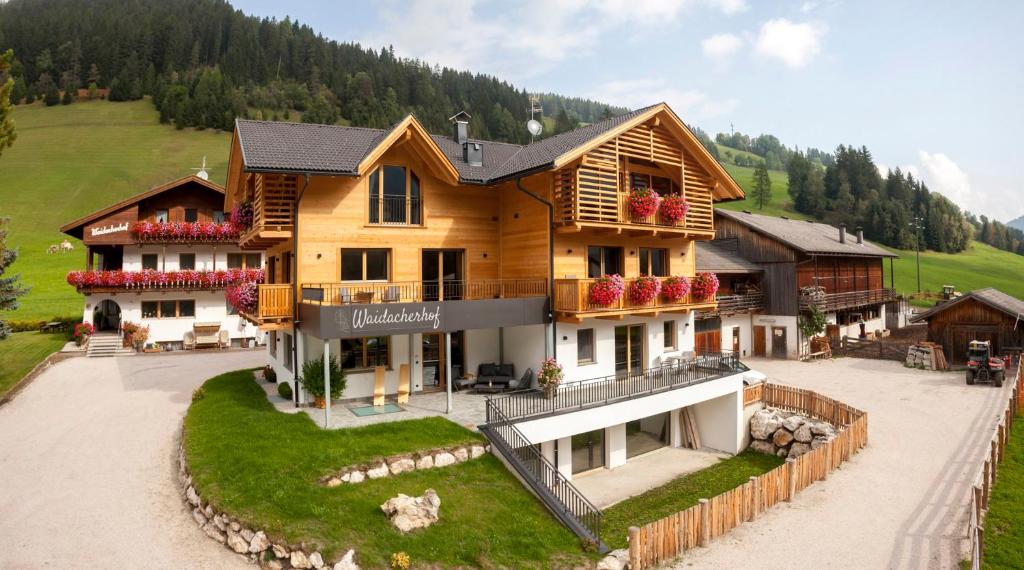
319, 442, 491, 486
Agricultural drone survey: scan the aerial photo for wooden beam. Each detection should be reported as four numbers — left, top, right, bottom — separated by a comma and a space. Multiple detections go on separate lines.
596, 315, 625, 321
556, 315, 584, 324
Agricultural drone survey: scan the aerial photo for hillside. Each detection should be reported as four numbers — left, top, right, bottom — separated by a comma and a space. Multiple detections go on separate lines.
716, 164, 804, 220
0, 99, 231, 321
887, 242, 1024, 302
1009, 215, 1024, 232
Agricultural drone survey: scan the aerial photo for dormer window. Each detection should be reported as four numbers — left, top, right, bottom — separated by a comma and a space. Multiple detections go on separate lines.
369, 166, 422, 225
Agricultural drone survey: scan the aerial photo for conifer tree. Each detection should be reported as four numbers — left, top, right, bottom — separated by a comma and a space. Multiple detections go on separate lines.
0, 49, 15, 157
0, 218, 29, 340
751, 161, 772, 210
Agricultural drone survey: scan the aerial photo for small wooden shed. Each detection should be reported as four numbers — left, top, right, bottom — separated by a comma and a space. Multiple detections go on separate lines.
910, 288, 1024, 364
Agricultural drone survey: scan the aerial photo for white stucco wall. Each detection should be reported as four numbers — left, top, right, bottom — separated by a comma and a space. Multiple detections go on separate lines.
753, 315, 799, 359
120, 245, 259, 272
691, 389, 743, 454
828, 304, 887, 339
720, 314, 754, 357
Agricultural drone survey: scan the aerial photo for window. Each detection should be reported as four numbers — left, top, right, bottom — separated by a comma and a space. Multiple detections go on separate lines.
341, 249, 389, 281
630, 172, 680, 195
179, 253, 195, 270
340, 336, 391, 370
213, 210, 225, 223
142, 301, 158, 318
664, 321, 676, 351
160, 300, 177, 318
577, 329, 595, 364
368, 165, 422, 225
155, 209, 168, 223
178, 300, 195, 317
227, 253, 262, 269
639, 248, 668, 277
141, 299, 195, 318
142, 254, 159, 270
587, 246, 623, 278
184, 208, 198, 223
283, 334, 293, 371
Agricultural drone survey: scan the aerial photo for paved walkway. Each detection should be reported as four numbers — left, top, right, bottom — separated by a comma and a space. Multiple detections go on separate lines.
575, 447, 728, 509
673, 358, 1013, 570
0, 351, 262, 569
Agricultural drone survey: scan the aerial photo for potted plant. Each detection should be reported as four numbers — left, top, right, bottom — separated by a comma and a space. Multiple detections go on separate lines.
537, 358, 563, 399
72, 322, 94, 347
661, 275, 691, 303
230, 201, 254, 230
628, 187, 660, 220
226, 281, 259, 314
691, 272, 720, 302
588, 274, 625, 307
299, 355, 346, 408
130, 324, 150, 351
121, 321, 139, 349
628, 275, 661, 305
659, 194, 689, 225
264, 364, 277, 383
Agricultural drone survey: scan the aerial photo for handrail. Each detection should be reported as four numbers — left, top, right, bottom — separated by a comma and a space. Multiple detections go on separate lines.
481, 400, 606, 551
489, 352, 745, 423
799, 288, 897, 312
711, 292, 765, 315
553, 276, 714, 314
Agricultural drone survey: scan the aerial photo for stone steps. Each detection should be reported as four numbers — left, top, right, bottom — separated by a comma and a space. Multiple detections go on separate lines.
86, 335, 132, 358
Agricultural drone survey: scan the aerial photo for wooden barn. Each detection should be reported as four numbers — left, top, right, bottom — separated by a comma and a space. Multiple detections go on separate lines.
910, 288, 1024, 364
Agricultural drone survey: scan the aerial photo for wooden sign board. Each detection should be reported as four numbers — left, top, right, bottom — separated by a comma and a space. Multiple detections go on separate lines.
83, 205, 138, 245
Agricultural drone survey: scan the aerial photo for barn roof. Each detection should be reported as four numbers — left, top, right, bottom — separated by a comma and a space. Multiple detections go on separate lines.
909, 287, 1024, 323
715, 209, 897, 258
696, 240, 762, 274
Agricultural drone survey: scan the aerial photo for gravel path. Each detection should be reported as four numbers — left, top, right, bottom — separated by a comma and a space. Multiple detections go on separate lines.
673, 358, 1013, 570
0, 351, 262, 569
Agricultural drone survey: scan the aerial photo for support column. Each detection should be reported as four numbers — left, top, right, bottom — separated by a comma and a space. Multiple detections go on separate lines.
670, 409, 683, 448
323, 339, 331, 429
556, 436, 572, 479
606, 423, 627, 469
541, 440, 556, 487
85, 246, 93, 271
445, 331, 453, 414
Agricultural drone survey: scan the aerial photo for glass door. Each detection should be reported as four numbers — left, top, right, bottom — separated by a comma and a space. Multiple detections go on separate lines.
421, 333, 444, 390
422, 250, 464, 301
615, 324, 645, 376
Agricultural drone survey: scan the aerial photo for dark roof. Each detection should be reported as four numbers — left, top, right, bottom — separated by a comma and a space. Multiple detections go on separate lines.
696, 240, 762, 273
234, 104, 660, 184
715, 209, 897, 258
910, 288, 1024, 323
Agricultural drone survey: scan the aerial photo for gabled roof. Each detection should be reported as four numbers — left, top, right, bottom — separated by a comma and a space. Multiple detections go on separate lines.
231, 103, 744, 197
696, 240, 763, 274
60, 175, 224, 238
715, 209, 897, 258
909, 288, 1024, 323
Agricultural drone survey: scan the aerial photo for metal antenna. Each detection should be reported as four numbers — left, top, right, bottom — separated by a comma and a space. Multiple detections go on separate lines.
526, 95, 543, 142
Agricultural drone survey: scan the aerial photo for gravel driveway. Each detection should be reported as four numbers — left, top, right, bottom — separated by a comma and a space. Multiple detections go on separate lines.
674, 357, 1013, 570
0, 351, 262, 569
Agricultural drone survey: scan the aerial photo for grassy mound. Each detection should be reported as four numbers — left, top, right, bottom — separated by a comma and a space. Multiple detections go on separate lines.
0, 331, 67, 398
183, 370, 589, 568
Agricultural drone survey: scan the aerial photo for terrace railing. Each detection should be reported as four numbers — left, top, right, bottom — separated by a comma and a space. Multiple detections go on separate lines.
712, 292, 765, 315
301, 278, 547, 306
553, 277, 715, 316
799, 288, 897, 312
369, 195, 422, 226
487, 352, 744, 424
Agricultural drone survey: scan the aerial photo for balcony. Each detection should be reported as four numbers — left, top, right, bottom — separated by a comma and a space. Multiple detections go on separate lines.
238, 173, 297, 250
130, 221, 241, 245
300, 279, 548, 306
799, 288, 897, 313
240, 284, 294, 330
66, 269, 262, 294
553, 277, 717, 322
709, 292, 765, 316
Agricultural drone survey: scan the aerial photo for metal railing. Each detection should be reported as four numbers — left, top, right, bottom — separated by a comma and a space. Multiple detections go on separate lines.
712, 292, 765, 315
487, 352, 744, 423
301, 278, 547, 306
481, 402, 605, 550
369, 195, 422, 225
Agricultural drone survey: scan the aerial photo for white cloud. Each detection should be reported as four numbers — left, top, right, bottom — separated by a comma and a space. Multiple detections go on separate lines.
754, 18, 826, 68
704, 0, 748, 15
590, 78, 738, 119
702, 33, 743, 60
595, 0, 690, 24
918, 151, 972, 206
799, 1, 818, 13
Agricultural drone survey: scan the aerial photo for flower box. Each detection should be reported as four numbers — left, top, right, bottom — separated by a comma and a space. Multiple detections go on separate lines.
628, 188, 660, 220
66, 268, 264, 290
692, 272, 720, 301
131, 221, 240, 242
589, 274, 625, 307
628, 276, 662, 305
659, 194, 689, 225
661, 275, 691, 303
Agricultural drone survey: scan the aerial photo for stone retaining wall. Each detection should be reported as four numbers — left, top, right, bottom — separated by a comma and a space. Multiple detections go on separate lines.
318, 443, 490, 486
747, 407, 837, 459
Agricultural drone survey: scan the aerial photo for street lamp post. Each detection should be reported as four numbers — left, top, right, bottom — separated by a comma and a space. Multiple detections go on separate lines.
910, 216, 925, 293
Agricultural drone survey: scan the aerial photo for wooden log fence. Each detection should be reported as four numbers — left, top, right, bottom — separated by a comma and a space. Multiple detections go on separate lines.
628, 383, 868, 569
965, 365, 1022, 570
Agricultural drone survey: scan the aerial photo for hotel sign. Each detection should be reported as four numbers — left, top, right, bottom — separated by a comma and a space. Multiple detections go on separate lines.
301, 297, 550, 339
90, 222, 129, 237
82, 205, 138, 245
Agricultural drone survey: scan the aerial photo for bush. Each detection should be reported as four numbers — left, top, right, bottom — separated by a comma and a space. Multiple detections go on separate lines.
192, 387, 206, 402
277, 382, 292, 400
6, 317, 79, 335
264, 365, 277, 383
298, 355, 346, 400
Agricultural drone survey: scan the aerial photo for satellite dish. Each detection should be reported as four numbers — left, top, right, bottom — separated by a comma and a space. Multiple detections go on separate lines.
527, 119, 543, 137
192, 156, 210, 180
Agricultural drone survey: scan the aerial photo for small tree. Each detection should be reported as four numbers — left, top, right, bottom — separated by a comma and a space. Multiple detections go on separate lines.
298, 354, 346, 402
799, 306, 827, 339
44, 83, 60, 106
0, 218, 30, 339
751, 161, 772, 210
61, 88, 73, 105
0, 50, 16, 157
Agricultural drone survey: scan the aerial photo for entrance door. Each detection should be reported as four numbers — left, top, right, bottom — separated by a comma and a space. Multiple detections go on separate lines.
93, 300, 121, 332
772, 327, 788, 358
753, 326, 767, 357
732, 327, 741, 354
615, 324, 644, 376
422, 250, 464, 301
421, 331, 465, 390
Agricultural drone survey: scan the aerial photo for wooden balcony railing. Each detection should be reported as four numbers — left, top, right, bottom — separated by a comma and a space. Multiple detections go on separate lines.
799, 288, 897, 313
301, 279, 548, 306
241, 284, 294, 329
239, 173, 297, 249
553, 277, 716, 320
711, 292, 765, 315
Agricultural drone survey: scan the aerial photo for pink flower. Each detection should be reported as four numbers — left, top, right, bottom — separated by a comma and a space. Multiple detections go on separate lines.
629, 188, 660, 220
589, 274, 626, 307
692, 272, 720, 301
661, 276, 691, 303
659, 194, 689, 225
628, 276, 661, 305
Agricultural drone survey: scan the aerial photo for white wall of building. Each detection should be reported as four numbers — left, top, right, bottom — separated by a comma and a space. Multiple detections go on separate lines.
752, 315, 799, 359
720, 314, 753, 357
827, 304, 887, 339
691, 390, 743, 454
502, 324, 547, 380
120, 244, 257, 272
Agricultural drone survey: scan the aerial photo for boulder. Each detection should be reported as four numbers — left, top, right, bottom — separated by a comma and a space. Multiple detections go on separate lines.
240, 528, 256, 543
811, 422, 835, 437
772, 429, 794, 447
261, 560, 283, 570
186, 486, 201, 507
793, 423, 813, 443
202, 523, 227, 544
230, 521, 241, 532
226, 531, 249, 554
348, 470, 365, 484
380, 489, 441, 533
204, 504, 215, 518
192, 507, 207, 527
290, 550, 312, 569
333, 549, 360, 570
272, 544, 290, 559
597, 549, 630, 570
749, 410, 782, 440
249, 531, 270, 553
469, 445, 486, 459
452, 447, 469, 462
788, 442, 812, 459
782, 415, 804, 432
309, 551, 325, 569
810, 436, 828, 450
366, 462, 389, 480
415, 455, 434, 469
213, 515, 228, 532
388, 458, 416, 475
776, 447, 789, 458
749, 440, 776, 456
433, 452, 456, 467
326, 477, 342, 487
340, 472, 351, 483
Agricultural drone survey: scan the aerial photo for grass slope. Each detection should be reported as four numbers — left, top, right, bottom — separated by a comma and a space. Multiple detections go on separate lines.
0, 99, 232, 321
0, 331, 67, 398
982, 412, 1024, 569
885, 242, 1024, 301
717, 164, 805, 220
185, 370, 589, 568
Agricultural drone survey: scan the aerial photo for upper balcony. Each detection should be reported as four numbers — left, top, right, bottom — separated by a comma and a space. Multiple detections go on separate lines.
237, 173, 298, 250
66, 268, 263, 294
710, 292, 765, 316
553, 276, 716, 323
799, 288, 897, 313
240, 283, 294, 331
129, 221, 241, 245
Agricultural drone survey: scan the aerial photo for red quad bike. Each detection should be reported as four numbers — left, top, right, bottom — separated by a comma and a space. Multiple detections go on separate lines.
965, 340, 1005, 387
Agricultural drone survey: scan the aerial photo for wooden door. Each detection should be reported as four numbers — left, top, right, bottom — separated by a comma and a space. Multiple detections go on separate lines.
950, 326, 997, 364
772, 327, 788, 358
753, 326, 767, 357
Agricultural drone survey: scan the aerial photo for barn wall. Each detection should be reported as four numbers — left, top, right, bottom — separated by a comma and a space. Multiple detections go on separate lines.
925, 298, 1024, 363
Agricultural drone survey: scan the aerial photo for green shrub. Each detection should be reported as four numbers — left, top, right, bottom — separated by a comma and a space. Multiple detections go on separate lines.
6, 317, 79, 336
298, 355, 346, 400
192, 387, 206, 402
277, 382, 292, 400
263, 365, 277, 383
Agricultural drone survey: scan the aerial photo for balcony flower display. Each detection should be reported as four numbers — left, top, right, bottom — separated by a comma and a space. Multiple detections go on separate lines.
231, 201, 254, 230
66, 268, 263, 289
130, 221, 240, 242
661, 275, 691, 303
628, 187, 660, 220
537, 358, 563, 399
589, 274, 625, 307
659, 194, 689, 224
226, 281, 259, 314
628, 275, 662, 305
692, 272, 720, 301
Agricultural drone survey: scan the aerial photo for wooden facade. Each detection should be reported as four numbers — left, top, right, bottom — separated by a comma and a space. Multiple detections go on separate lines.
920, 297, 1024, 364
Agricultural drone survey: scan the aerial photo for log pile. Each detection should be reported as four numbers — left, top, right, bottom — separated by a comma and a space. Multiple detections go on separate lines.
680, 407, 701, 449
906, 342, 949, 371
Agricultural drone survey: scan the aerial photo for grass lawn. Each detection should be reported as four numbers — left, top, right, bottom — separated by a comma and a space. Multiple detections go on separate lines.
982, 413, 1024, 569
717, 164, 804, 220
0, 331, 67, 398
184, 370, 590, 568
0, 99, 232, 322
600, 450, 784, 549
884, 242, 1024, 302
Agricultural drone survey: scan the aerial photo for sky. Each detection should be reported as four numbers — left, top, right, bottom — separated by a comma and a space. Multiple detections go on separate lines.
231, 0, 1024, 223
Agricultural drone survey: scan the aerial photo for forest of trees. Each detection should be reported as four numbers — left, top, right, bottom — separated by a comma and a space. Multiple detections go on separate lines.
966, 214, 1024, 255
716, 130, 834, 171
0, 0, 617, 141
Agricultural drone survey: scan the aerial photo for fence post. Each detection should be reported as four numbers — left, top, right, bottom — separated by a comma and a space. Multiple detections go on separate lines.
990, 440, 998, 480
786, 458, 797, 502
750, 476, 761, 520
998, 424, 1005, 462
978, 526, 985, 566
628, 526, 641, 569
699, 498, 710, 547
982, 460, 991, 509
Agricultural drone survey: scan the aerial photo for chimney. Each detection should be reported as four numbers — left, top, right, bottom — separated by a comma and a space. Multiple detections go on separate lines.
839, 223, 847, 244
450, 111, 471, 144
463, 141, 483, 167
856, 226, 864, 244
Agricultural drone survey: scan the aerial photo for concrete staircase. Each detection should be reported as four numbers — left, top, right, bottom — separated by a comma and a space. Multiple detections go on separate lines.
86, 333, 129, 358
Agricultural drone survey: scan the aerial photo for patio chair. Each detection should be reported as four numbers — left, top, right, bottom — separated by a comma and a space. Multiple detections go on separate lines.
508, 368, 534, 391
218, 329, 230, 349
383, 285, 401, 303
183, 330, 196, 351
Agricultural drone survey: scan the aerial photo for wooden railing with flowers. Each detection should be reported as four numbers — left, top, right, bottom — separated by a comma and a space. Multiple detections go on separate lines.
553, 275, 717, 317
66, 268, 263, 291
238, 173, 298, 248
244, 284, 294, 324
130, 221, 241, 243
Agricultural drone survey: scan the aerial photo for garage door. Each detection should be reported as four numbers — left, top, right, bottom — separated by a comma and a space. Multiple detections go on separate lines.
950, 326, 997, 364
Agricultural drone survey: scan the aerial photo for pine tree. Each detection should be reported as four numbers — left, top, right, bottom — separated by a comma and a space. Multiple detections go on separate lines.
61, 87, 73, 104
0, 218, 29, 339
751, 161, 772, 210
0, 49, 15, 157
44, 82, 60, 105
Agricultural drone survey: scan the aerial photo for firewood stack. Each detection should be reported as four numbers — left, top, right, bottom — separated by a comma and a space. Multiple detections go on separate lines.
906, 342, 949, 371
